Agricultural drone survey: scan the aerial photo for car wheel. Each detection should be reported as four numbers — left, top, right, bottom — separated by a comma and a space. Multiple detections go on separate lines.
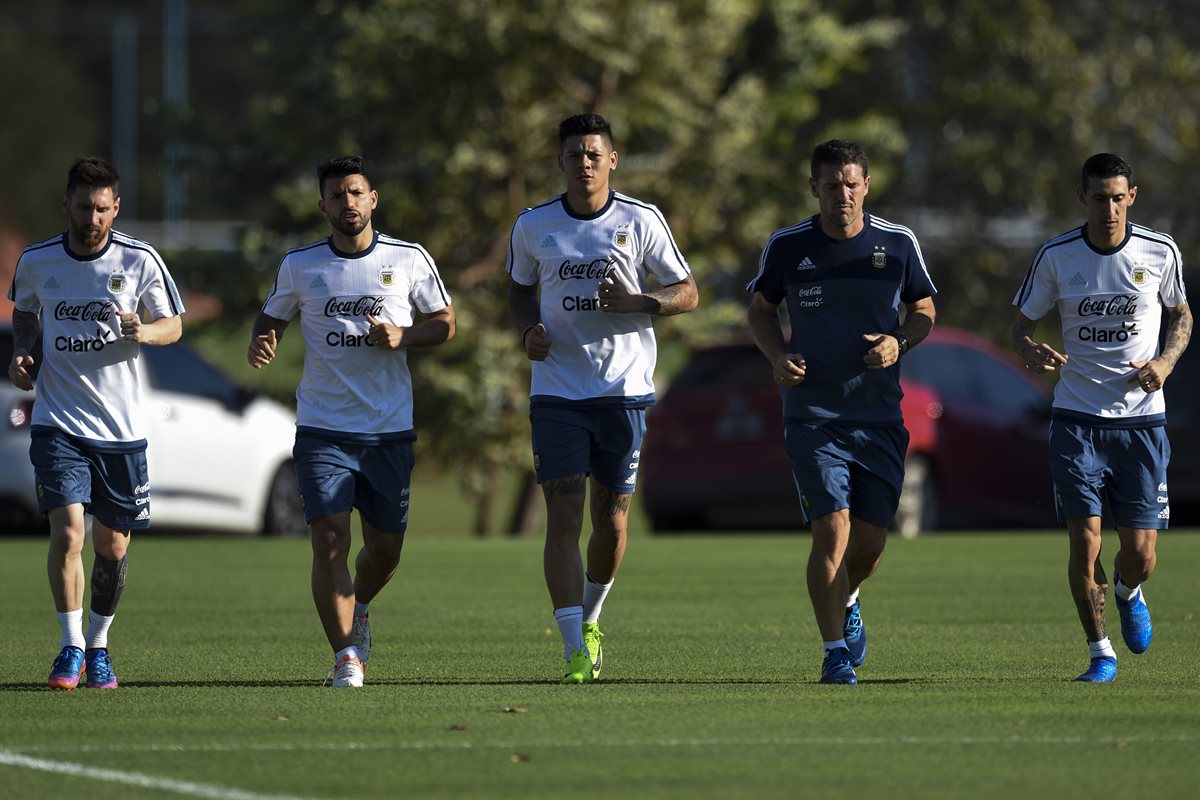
262, 462, 306, 537
894, 454, 938, 538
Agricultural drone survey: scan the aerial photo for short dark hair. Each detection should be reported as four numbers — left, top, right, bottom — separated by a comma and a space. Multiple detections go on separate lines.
1081, 153, 1132, 190
810, 140, 869, 180
316, 155, 371, 196
66, 156, 120, 195
558, 114, 613, 148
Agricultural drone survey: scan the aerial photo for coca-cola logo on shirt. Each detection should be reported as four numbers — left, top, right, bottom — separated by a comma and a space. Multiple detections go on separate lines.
1078, 295, 1137, 317
324, 296, 386, 317
558, 258, 614, 281
54, 300, 115, 321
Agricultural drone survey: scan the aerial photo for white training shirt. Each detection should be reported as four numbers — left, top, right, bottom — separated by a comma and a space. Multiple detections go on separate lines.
7, 231, 185, 442
506, 191, 691, 406
1013, 223, 1187, 423
261, 232, 451, 437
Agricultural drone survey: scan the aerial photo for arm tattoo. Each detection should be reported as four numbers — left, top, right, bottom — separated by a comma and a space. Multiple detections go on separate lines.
11, 309, 40, 354
1160, 303, 1193, 370
641, 277, 698, 317
542, 474, 587, 499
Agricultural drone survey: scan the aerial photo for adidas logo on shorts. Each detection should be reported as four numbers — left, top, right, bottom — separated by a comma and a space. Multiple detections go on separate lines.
135, 508, 150, 521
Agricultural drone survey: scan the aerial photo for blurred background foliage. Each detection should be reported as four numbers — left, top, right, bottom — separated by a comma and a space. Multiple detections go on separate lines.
2, 0, 1199, 531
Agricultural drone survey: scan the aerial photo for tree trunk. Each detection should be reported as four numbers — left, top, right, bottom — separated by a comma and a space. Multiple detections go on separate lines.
506, 470, 542, 537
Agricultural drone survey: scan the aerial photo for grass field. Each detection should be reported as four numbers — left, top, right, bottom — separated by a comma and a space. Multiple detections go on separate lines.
2, 529, 1199, 799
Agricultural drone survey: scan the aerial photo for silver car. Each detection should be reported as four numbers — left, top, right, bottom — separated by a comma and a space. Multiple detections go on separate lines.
0, 326, 305, 536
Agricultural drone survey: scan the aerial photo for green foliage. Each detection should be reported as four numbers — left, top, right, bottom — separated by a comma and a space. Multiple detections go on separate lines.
229, 1, 903, 527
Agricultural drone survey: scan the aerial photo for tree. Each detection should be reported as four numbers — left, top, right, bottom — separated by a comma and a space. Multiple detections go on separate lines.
234, 0, 905, 533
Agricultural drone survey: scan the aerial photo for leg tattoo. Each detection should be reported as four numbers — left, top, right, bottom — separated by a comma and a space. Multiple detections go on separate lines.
1087, 585, 1107, 640
91, 554, 128, 617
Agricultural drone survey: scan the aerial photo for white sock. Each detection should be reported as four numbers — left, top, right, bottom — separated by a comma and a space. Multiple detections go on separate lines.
846, 588, 860, 608
58, 609, 85, 650
335, 645, 363, 663
86, 610, 115, 650
823, 638, 849, 653
554, 606, 585, 659
583, 573, 613, 624
354, 600, 371, 618
1088, 637, 1116, 660
1114, 578, 1139, 602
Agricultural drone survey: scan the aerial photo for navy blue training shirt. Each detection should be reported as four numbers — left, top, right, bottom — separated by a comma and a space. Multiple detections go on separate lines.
747, 212, 937, 425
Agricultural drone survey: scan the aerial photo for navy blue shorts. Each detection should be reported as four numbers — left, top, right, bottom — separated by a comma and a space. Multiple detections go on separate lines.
530, 406, 646, 493
1049, 420, 1170, 529
29, 427, 150, 531
293, 434, 414, 533
784, 421, 908, 528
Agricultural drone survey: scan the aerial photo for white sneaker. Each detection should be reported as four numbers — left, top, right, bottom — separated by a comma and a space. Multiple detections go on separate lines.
325, 652, 365, 688
350, 611, 371, 665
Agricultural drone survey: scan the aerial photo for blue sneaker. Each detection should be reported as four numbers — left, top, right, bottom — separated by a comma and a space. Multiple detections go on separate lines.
844, 601, 867, 667
48, 646, 86, 690
820, 647, 858, 685
1075, 656, 1118, 683
1113, 579, 1152, 654
85, 648, 119, 689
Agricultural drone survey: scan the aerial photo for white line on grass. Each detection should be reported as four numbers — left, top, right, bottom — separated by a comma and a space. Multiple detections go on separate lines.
7, 732, 1199, 755
0, 749, 326, 800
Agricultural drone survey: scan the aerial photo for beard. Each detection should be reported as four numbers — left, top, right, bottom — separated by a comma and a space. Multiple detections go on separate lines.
329, 213, 370, 238
71, 220, 108, 249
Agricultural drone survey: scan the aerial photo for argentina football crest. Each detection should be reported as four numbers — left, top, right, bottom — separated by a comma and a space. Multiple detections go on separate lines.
108, 270, 128, 294
379, 266, 395, 287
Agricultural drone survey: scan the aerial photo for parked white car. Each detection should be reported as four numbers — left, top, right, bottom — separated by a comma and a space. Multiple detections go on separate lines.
0, 326, 305, 536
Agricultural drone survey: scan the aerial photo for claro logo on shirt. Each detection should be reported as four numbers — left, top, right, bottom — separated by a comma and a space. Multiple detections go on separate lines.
56, 327, 118, 352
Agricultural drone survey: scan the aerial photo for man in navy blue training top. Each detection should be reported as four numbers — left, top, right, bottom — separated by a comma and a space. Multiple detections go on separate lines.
746, 139, 937, 685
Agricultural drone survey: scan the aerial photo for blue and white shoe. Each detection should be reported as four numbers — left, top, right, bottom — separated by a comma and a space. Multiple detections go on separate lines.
844, 601, 867, 667
48, 646, 86, 690
820, 647, 858, 685
1113, 577, 1152, 654
85, 648, 119, 689
1075, 656, 1118, 683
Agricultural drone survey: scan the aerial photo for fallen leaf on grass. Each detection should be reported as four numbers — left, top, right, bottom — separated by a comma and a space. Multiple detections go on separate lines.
500, 706, 527, 714
511, 754, 531, 763
449, 722, 469, 731
268, 715, 289, 722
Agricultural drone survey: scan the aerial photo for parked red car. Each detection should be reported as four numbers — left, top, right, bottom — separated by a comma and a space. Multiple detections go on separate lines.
640, 327, 1056, 534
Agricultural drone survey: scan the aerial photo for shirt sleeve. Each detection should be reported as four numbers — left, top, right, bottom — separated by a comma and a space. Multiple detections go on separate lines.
746, 239, 784, 305
1013, 246, 1059, 320
505, 213, 539, 287
899, 236, 937, 304
639, 208, 691, 286
261, 256, 300, 321
1160, 240, 1188, 308
409, 245, 452, 314
8, 254, 41, 314
135, 249, 186, 319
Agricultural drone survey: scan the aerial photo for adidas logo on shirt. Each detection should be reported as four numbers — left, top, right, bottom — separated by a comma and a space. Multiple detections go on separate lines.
541, 235, 558, 248
1068, 273, 1087, 286
797, 257, 816, 271
43, 277, 60, 289
310, 275, 328, 289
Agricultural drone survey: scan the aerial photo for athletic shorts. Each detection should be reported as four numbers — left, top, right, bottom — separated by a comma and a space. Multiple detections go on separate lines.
530, 406, 647, 493
29, 426, 150, 531
1049, 420, 1170, 529
783, 421, 908, 528
293, 433, 414, 533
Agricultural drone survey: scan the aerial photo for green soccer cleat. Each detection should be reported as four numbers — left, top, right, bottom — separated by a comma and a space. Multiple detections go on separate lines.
560, 648, 594, 685
582, 622, 604, 680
